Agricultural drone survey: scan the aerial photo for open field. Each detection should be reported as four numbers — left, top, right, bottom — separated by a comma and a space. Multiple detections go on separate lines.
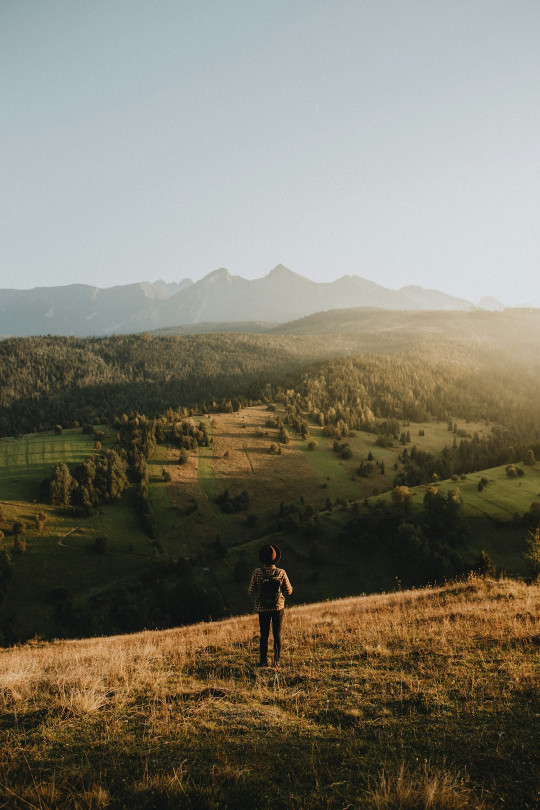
371, 461, 540, 520
0, 577, 538, 809
0, 409, 534, 641
210, 407, 323, 507
158, 409, 494, 537
0, 430, 97, 502
298, 416, 494, 501
0, 430, 155, 641
158, 407, 530, 572
156, 407, 325, 556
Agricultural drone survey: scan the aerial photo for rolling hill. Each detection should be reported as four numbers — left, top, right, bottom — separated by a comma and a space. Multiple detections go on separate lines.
0, 403, 534, 644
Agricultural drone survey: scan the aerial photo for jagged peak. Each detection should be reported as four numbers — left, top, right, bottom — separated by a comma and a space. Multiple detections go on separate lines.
268, 264, 299, 277
266, 264, 312, 282
202, 267, 231, 282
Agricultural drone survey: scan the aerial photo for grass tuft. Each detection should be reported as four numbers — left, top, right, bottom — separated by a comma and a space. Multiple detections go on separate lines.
364, 762, 484, 809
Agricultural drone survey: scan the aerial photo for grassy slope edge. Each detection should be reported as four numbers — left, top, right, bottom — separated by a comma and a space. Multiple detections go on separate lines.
0, 577, 538, 809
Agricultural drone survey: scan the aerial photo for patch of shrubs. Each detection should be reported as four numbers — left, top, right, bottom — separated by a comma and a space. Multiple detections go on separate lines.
216, 488, 250, 513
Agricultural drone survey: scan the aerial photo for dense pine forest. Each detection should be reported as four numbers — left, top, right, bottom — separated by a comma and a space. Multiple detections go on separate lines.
0, 332, 339, 436
2, 321, 540, 448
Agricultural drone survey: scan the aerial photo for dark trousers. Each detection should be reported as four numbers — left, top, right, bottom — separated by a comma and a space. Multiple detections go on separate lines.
258, 609, 284, 665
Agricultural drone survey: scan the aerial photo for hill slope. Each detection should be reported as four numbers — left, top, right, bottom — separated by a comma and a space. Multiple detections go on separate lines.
1, 578, 538, 809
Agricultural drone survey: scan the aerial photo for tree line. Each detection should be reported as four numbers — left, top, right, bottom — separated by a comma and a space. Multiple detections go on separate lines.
0, 332, 333, 437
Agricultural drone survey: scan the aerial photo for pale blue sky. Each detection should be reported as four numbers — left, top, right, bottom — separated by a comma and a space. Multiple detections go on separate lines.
1, 1, 540, 305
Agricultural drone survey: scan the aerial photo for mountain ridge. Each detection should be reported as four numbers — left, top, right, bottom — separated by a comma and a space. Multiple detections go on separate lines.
0, 265, 482, 337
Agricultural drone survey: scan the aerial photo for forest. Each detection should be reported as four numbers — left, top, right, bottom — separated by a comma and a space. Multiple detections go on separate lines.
2, 313, 540, 442
1, 314, 540, 642
0, 332, 342, 436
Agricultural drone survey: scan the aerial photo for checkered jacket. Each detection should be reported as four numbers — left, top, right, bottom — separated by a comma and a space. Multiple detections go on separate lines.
248, 565, 293, 612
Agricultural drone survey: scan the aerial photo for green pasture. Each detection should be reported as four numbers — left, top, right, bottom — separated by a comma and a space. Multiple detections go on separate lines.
0, 430, 100, 502
435, 464, 540, 518
373, 462, 540, 520
296, 427, 362, 500
198, 434, 219, 502
336, 417, 492, 471
0, 429, 158, 639
146, 443, 181, 555
369, 462, 537, 576
294, 416, 494, 504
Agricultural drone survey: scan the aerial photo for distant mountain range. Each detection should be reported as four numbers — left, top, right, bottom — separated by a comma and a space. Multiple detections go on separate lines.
0, 265, 502, 337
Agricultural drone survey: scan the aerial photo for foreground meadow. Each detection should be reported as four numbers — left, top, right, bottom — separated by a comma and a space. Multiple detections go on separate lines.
0, 576, 538, 809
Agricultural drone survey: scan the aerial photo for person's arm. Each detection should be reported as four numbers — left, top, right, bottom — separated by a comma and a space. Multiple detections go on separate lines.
281, 570, 293, 595
248, 568, 261, 596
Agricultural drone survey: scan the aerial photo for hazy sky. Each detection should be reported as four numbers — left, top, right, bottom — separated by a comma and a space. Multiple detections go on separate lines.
2, 1, 540, 305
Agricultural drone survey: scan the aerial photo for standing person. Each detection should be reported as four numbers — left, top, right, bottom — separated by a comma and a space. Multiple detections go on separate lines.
248, 544, 293, 667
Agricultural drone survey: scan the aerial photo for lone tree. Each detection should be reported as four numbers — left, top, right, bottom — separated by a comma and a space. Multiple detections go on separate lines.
49, 463, 73, 506
525, 449, 536, 467
278, 426, 290, 445
392, 485, 411, 508
474, 550, 496, 578
12, 523, 26, 554
0, 549, 11, 605
524, 526, 540, 580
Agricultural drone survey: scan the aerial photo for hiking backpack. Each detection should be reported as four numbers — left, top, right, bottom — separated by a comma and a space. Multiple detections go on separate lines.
260, 568, 282, 609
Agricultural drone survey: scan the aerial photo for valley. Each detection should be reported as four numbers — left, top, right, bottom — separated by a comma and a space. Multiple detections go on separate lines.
0, 401, 533, 643
0, 314, 539, 810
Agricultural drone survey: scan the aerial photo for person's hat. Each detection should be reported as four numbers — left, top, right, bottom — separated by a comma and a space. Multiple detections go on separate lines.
258, 544, 281, 565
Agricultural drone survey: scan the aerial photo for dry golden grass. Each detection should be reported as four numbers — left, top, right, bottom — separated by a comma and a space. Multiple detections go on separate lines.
211, 407, 322, 508
161, 407, 328, 553
1, 576, 538, 808
165, 443, 219, 536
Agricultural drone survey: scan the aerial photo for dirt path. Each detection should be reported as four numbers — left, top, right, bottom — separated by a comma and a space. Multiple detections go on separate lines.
57, 526, 81, 548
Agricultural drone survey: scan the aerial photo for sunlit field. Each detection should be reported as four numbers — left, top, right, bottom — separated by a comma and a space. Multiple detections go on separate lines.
0, 577, 538, 809
0, 430, 97, 502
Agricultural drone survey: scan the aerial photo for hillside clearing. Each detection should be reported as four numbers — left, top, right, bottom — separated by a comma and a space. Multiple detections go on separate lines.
0, 430, 97, 502
0, 577, 538, 809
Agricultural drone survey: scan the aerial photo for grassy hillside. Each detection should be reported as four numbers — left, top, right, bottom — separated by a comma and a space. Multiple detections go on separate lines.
271, 306, 540, 359
1, 406, 534, 642
0, 430, 97, 502
0, 577, 538, 809
0, 429, 156, 641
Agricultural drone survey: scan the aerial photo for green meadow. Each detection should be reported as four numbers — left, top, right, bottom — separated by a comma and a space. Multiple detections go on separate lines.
0, 430, 155, 640
0, 430, 96, 502
0, 412, 535, 641
297, 416, 493, 501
